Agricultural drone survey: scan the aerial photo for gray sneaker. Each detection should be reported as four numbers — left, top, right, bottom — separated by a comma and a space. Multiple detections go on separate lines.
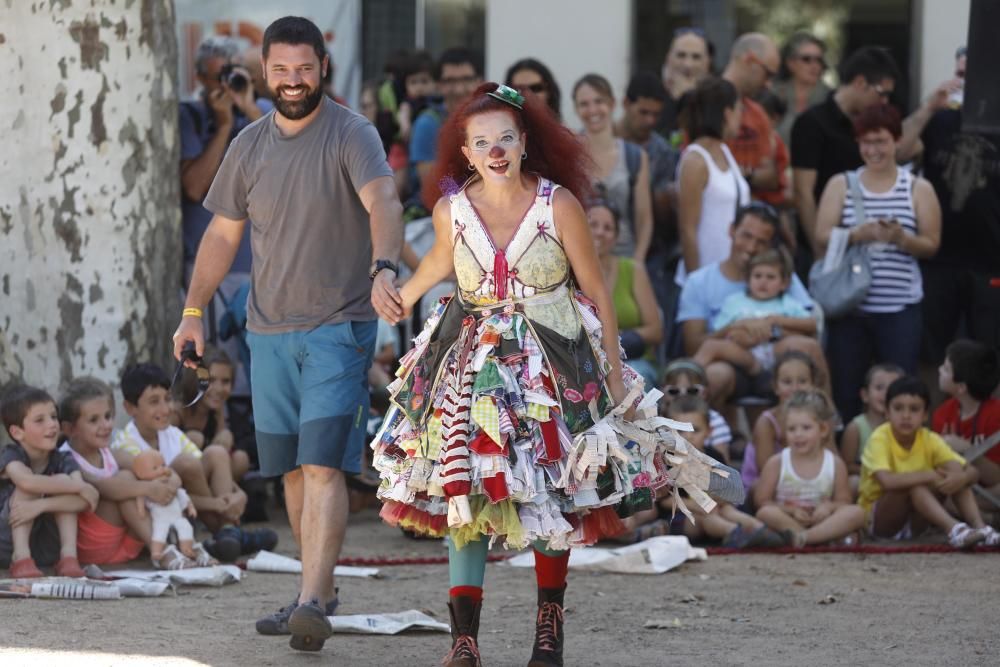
288, 598, 334, 652
256, 591, 339, 636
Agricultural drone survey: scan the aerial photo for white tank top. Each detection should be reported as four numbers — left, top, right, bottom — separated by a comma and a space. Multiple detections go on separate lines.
62, 445, 119, 480
675, 142, 749, 285
775, 447, 835, 511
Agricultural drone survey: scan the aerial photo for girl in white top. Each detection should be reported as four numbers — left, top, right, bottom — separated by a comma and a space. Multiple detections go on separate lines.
754, 390, 864, 546
675, 77, 750, 285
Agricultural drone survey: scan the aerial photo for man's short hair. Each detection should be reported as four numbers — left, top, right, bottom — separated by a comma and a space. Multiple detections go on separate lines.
121, 363, 171, 406
435, 47, 483, 80
886, 376, 931, 410
733, 201, 780, 234
195, 36, 241, 75
1, 385, 55, 435
946, 339, 1000, 401
839, 46, 901, 86
263, 16, 326, 63
625, 70, 667, 103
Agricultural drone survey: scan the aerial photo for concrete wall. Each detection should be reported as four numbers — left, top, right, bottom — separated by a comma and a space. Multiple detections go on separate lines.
486, 0, 632, 128
917, 0, 970, 99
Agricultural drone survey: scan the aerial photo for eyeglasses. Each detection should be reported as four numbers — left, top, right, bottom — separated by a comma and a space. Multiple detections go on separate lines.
515, 83, 546, 94
664, 384, 705, 397
871, 83, 892, 99
748, 52, 777, 80
795, 54, 827, 68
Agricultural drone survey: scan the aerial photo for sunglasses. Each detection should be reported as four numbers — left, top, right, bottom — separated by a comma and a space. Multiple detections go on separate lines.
171, 342, 210, 408
748, 52, 777, 80
796, 54, 827, 67
516, 82, 546, 94
664, 384, 705, 397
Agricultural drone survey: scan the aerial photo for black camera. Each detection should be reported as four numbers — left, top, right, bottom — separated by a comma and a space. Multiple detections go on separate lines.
219, 63, 248, 93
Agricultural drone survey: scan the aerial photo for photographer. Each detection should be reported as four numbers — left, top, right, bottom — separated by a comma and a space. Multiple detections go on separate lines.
180, 36, 273, 399
180, 36, 273, 286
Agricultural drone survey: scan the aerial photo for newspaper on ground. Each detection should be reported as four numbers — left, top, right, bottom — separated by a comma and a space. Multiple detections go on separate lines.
246, 550, 380, 578
328, 610, 450, 635
503, 536, 707, 575
103, 564, 242, 587
0, 578, 123, 600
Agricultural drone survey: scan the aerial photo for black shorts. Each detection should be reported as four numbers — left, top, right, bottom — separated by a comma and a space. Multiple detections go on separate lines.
731, 366, 776, 401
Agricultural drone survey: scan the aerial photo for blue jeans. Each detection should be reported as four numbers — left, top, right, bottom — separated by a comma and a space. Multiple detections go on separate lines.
826, 303, 921, 420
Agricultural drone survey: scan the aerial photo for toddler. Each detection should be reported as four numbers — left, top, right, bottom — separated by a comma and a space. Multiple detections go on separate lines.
660, 396, 784, 548
840, 363, 904, 493
694, 247, 816, 376
859, 376, 999, 547
1, 385, 95, 577
755, 390, 864, 546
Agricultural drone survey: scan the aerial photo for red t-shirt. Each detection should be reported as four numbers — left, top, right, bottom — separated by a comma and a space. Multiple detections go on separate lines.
726, 97, 788, 206
932, 397, 1000, 463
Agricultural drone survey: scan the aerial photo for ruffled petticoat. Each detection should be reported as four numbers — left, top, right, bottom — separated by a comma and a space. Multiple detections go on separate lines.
372, 290, 742, 552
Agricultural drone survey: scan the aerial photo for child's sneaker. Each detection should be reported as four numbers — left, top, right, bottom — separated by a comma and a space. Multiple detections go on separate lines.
54, 556, 86, 578
9, 557, 44, 578
975, 525, 1000, 546
949, 522, 986, 549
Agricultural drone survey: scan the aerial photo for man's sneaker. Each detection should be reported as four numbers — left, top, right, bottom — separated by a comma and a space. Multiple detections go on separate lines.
288, 598, 334, 651
256, 592, 339, 636
203, 528, 241, 563
238, 527, 279, 555
949, 522, 986, 549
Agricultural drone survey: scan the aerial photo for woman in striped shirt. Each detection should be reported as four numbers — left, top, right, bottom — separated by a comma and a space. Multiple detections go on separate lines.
814, 103, 941, 420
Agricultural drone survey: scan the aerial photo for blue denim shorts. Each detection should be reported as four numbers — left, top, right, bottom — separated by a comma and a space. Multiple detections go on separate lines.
247, 320, 377, 477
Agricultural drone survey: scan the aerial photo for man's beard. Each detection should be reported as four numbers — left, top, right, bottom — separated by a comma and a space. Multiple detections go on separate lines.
271, 83, 324, 120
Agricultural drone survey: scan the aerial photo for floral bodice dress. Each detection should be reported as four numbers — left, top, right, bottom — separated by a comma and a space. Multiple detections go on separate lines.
372, 177, 738, 551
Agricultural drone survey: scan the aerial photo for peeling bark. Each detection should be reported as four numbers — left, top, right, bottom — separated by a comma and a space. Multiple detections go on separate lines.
0, 1, 180, 394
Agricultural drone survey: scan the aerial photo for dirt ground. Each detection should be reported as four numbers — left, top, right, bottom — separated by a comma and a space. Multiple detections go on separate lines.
1, 503, 998, 667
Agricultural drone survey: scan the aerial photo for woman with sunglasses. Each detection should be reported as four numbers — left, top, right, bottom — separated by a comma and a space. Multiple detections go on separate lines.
773, 33, 830, 146
505, 57, 561, 120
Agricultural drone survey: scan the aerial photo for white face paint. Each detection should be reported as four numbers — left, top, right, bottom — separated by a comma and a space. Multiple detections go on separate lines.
461, 111, 525, 182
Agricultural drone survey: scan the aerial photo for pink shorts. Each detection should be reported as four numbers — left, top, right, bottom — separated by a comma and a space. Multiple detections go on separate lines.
77, 510, 144, 565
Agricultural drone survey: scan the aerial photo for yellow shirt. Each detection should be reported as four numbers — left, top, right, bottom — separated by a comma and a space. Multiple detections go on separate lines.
858, 423, 964, 512
111, 420, 202, 467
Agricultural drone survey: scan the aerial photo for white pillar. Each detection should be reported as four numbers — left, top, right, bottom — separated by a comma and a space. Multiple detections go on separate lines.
917, 0, 970, 99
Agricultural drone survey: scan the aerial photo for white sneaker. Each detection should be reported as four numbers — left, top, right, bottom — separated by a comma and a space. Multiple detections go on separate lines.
949, 522, 986, 548
975, 525, 1000, 547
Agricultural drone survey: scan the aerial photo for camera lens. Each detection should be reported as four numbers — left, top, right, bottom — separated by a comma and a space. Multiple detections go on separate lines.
227, 71, 248, 93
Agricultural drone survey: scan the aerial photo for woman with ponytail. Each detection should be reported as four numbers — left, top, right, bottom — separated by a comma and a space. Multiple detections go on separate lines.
675, 76, 750, 285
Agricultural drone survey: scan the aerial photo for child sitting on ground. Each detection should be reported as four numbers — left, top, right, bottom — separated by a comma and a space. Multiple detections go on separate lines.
174, 348, 250, 483
932, 340, 1000, 499
112, 363, 276, 562
743, 351, 834, 492
694, 247, 816, 376
60, 378, 195, 569
754, 390, 865, 546
840, 363, 904, 496
658, 396, 785, 548
860, 376, 999, 547
0, 385, 96, 578
659, 359, 732, 463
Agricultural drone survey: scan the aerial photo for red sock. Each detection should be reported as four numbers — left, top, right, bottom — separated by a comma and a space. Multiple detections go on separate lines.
449, 585, 483, 603
533, 549, 569, 589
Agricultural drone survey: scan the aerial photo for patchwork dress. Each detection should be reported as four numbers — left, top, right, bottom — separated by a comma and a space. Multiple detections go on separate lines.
372, 177, 738, 551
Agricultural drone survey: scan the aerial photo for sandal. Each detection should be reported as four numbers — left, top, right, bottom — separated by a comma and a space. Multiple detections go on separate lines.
9, 557, 44, 578
191, 542, 220, 567
153, 544, 195, 570
54, 556, 86, 578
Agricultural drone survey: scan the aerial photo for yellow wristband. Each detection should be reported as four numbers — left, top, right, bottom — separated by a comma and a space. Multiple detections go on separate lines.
182, 307, 204, 319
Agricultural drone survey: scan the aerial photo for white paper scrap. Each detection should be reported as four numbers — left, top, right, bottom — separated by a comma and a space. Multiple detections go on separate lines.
503, 536, 706, 575
328, 610, 450, 635
245, 550, 380, 578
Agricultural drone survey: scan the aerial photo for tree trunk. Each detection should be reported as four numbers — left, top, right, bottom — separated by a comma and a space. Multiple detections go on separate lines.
0, 0, 180, 395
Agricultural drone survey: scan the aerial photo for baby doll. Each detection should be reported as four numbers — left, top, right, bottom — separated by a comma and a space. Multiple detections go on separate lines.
132, 450, 211, 566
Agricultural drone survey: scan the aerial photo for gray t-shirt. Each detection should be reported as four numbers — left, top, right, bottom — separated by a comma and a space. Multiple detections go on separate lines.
204, 97, 392, 333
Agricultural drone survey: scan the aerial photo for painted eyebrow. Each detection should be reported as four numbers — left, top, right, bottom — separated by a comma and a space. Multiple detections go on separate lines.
470, 131, 516, 140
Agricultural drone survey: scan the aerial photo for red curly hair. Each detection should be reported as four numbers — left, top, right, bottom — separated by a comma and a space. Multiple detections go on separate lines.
422, 82, 594, 209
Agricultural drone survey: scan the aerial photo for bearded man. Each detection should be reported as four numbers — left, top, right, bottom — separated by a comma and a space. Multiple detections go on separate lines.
173, 16, 404, 654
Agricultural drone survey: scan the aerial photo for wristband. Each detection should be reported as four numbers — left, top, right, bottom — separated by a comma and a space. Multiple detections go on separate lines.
182, 307, 204, 319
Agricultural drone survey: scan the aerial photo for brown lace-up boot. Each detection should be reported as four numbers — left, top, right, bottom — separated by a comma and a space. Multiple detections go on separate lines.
527, 585, 565, 666
444, 594, 483, 667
